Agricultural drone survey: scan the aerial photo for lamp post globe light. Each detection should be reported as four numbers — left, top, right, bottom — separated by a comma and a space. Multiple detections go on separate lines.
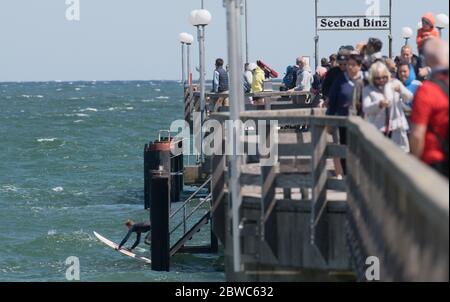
436, 13, 449, 37
401, 27, 414, 46
189, 9, 212, 163
179, 33, 194, 87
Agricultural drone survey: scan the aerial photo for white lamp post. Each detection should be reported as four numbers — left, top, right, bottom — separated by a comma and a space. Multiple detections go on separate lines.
436, 14, 449, 37
401, 27, 414, 46
189, 9, 212, 164
179, 33, 194, 87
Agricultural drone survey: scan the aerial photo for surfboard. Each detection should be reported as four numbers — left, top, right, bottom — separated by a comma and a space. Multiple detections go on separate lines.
93, 231, 152, 264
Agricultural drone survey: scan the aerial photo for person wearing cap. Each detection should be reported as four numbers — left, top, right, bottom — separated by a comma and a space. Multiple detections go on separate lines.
116, 219, 151, 252
417, 13, 440, 54
327, 53, 364, 174
322, 49, 350, 99
249, 62, 265, 93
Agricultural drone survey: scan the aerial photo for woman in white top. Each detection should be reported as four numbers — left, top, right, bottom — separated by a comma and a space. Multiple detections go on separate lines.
363, 61, 414, 152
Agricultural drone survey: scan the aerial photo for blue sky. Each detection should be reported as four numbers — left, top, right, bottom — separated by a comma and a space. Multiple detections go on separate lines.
0, 0, 448, 81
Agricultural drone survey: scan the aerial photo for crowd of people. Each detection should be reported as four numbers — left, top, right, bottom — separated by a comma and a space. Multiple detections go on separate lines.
209, 13, 448, 178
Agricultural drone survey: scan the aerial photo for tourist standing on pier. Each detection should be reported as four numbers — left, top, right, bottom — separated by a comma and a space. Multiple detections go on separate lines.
410, 38, 449, 178
399, 45, 428, 81
322, 49, 350, 100
363, 62, 413, 152
364, 38, 384, 68
212, 58, 229, 93
326, 53, 364, 174
289, 57, 313, 92
397, 60, 422, 97
244, 63, 253, 93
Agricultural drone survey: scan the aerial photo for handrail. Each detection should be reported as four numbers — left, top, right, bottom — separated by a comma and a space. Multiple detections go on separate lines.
169, 176, 212, 219
170, 193, 212, 236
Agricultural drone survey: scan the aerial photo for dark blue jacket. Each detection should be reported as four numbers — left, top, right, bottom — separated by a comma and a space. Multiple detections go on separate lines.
326, 73, 360, 117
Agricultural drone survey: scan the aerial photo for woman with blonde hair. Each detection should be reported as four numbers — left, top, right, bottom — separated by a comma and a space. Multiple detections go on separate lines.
363, 61, 414, 152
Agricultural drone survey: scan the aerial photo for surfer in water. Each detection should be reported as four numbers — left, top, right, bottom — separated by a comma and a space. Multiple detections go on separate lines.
116, 219, 151, 252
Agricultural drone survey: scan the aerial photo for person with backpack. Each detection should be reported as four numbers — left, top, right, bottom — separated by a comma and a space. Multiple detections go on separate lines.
410, 38, 449, 178
281, 65, 298, 91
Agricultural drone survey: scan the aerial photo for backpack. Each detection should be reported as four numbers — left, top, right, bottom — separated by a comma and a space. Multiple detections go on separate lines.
282, 65, 298, 90
429, 77, 449, 177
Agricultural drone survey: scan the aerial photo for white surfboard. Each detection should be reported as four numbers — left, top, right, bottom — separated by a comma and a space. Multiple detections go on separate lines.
93, 231, 152, 264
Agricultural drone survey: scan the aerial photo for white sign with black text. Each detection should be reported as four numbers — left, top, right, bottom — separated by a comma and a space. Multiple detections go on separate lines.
317, 16, 390, 31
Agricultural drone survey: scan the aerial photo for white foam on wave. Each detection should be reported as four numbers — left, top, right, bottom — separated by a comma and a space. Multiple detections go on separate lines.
52, 187, 64, 192
156, 96, 170, 99
74, 120, 84, 123
79, 108, 98, 112
37, 138, 57, 143
126, 107, 134, 110
154, 88, 161, 92
47, 229, 57, 236
75, 113, 89, 117
75, 88, 81, 91
1, 185, 18, 192
141, 99, 153, 103
107, 107, 120, 111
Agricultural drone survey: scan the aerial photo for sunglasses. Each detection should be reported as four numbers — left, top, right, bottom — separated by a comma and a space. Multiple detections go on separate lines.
374, 76, 389, 81
422, 19, 432, 26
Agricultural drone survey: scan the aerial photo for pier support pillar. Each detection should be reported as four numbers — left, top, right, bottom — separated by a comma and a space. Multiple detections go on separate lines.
151, 173, 171, 271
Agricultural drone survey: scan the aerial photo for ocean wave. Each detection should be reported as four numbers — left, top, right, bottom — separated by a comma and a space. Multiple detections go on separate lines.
74, 120, 84, 123
154, 89, 161, 92
156, 96, 170, 99
21, 94, 43, 99
52, 187, 64, 193
79, 108, 98, 112
125, 107, 134, 110
75, 113, 89, 117
1, 185, 18, 193
37, 138, 58, 143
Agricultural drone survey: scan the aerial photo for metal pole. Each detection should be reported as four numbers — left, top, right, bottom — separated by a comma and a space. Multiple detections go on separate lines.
187, 43, 191, 87
198, 25, 206, 163
201, 0, 204, 9
314, 0, 319, 71
244, 0, 249, 63
224, 0, 245, 273
389, 0, 393, 58
181, 43, 186, 87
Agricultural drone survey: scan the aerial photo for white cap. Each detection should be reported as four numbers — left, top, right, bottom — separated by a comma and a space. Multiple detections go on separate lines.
248, 63, 258, 71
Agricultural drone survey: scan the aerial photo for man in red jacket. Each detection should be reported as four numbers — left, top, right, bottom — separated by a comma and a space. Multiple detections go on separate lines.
410, 38, 449, 178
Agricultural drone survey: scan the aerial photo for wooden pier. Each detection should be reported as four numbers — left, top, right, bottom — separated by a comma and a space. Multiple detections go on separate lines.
173, 88, 448, 281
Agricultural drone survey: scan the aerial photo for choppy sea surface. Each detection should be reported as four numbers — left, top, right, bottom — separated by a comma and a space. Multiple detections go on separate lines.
0, 81, 224, 282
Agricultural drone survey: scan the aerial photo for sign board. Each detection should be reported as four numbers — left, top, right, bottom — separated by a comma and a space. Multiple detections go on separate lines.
317, 16, 391, 31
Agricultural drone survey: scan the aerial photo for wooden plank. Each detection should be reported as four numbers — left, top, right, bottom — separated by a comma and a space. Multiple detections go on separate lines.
326, 144, 347, 159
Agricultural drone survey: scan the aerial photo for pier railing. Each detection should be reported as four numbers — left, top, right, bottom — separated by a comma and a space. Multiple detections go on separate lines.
184, 87, 313, 124
208, 108, 449, 281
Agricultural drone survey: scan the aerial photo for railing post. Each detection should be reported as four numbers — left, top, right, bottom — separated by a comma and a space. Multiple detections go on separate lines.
310, 121, 329, 264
